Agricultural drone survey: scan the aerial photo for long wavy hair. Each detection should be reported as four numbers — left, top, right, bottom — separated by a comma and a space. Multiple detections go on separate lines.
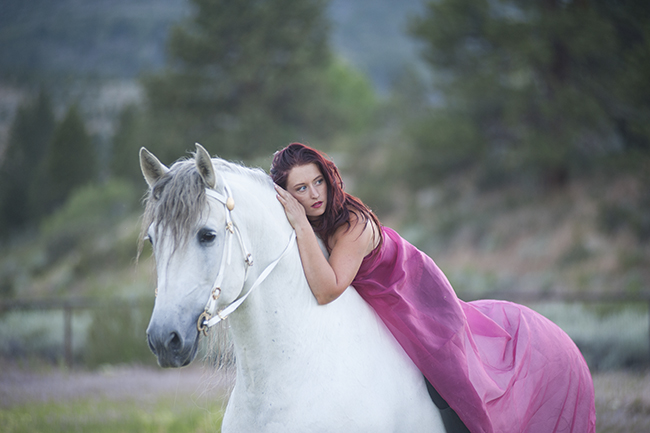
270, 143, 382, 252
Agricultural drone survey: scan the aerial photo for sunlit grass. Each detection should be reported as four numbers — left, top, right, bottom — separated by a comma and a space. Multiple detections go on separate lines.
0, 396, 224, 433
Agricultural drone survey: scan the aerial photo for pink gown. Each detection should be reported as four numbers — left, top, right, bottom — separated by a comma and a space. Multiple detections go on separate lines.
352, 227, 596, 433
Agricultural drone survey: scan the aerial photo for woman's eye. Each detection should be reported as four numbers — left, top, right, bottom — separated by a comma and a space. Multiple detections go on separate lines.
198, 229, 217, 244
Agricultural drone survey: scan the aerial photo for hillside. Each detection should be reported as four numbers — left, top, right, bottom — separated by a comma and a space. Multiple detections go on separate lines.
1, 165, 648, 370
0, 0, 423, 85
409, 176, 650, 300
0, 0, 188, 80
4, 173, 647, 302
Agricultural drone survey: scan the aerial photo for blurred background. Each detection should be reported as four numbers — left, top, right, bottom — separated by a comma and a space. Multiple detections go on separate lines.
0, 0, 649, 431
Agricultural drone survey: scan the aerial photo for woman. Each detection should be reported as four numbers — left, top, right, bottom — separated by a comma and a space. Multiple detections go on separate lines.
271, 143, 595, 433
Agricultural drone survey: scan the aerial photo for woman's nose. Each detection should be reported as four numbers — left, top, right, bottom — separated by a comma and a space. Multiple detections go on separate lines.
309, 186, 319, 198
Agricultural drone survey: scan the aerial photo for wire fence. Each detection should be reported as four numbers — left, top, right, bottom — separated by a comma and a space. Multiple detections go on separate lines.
1, 291, 649, 369
0, 297, 153, 368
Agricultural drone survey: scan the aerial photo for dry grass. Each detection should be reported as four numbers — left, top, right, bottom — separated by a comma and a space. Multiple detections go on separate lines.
415, 176, 650, 298
595, 370, 650, 432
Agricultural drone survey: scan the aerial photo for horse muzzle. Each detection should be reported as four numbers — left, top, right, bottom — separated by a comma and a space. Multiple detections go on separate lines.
146, 323, 200, 368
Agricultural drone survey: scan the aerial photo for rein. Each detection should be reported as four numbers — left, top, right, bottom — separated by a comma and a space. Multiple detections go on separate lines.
196, 182, 296, 335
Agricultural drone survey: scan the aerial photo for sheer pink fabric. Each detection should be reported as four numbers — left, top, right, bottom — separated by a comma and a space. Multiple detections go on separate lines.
352, 227, 596, 433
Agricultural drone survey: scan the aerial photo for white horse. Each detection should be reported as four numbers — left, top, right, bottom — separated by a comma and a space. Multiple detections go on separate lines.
140, 144, 446, 433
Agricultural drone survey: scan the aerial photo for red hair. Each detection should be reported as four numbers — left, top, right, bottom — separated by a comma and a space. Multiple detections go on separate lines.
271, 143, 382, 252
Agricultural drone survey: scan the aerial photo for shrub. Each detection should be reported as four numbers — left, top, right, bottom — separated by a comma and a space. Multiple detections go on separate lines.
40, 180, 139, 267
533, 302, 649, 371
84, 300, 156, 368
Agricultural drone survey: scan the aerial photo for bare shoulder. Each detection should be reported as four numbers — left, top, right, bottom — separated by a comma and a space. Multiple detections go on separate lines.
330, 210, 379, 255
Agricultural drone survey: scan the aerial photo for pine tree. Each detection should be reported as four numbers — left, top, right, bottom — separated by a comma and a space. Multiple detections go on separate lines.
0, 90, 55, 233
409, 0, 650, 189
590, 0, 650, 156
42, 104, 96, 210
110, 104, 145, 185
140, 0, 336, 162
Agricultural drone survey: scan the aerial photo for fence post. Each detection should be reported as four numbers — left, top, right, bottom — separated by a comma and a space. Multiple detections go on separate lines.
64, 304, 73, 368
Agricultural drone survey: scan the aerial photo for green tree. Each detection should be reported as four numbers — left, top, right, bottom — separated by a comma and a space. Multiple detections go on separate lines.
110, 104, 146, 185
591, 0, 650, 157
41, 104, 96, 210
139, 0, 346, 163
409, 0, 650, 189
0, 90, 55, 234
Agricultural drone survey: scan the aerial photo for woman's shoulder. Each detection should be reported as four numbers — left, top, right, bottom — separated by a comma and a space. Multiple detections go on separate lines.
341, 207, 375, 231
330, 209, 379, 254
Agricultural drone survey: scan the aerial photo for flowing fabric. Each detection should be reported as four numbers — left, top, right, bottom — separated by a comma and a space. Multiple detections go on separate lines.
352, 227, 596, 433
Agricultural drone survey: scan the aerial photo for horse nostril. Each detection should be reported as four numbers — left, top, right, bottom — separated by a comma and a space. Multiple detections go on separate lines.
165, 331, 182, 353
147, 333, 157, 355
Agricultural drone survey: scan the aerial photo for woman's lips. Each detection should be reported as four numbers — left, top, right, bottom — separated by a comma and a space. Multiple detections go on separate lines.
312, 201, 323, 209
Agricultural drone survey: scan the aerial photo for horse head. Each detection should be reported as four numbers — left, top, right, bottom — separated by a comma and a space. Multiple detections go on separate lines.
140, 144, 260, 367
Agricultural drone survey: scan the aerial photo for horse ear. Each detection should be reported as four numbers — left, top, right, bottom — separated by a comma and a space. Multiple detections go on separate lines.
140, 147, 169, 188
195, 143, 217, 189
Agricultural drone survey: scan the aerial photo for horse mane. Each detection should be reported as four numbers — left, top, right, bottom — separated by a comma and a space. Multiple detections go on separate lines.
139, 155, 272, 255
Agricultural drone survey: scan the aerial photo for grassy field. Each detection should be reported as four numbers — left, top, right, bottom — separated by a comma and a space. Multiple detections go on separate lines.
1, 363, 649, 432
1, 397, 224, 433
0, 363, 228, 433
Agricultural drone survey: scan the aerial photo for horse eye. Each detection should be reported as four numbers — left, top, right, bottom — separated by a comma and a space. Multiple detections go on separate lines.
198, 229, 217, 244
144, 235, 153, 246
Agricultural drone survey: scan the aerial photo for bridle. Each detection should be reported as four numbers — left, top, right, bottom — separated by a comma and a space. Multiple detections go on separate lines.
196, 180, 296, 335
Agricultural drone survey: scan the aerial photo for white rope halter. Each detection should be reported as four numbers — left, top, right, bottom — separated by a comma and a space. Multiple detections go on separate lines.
196, 181, 296, 335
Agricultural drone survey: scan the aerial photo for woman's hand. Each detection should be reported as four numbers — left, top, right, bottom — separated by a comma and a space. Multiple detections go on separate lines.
275, 184, 310, 230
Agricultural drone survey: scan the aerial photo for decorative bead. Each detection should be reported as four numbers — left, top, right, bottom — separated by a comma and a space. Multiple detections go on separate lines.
226, 196, 235, 211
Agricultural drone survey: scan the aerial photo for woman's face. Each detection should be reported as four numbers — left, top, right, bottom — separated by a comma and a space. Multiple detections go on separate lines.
285, 163, 328, 218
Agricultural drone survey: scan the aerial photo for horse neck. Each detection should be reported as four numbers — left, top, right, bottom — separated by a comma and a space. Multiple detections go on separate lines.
225, 191, 317, 379
216, 169, 328, 385
228, 238, 315, 357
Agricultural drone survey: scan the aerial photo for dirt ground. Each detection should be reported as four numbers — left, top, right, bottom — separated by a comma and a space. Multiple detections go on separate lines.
1, 362, 650, 432
592, 370, 650, 432
0, 361, 232, 409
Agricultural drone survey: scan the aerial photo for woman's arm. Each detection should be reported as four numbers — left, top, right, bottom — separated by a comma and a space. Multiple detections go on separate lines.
275, 185, 375, 304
